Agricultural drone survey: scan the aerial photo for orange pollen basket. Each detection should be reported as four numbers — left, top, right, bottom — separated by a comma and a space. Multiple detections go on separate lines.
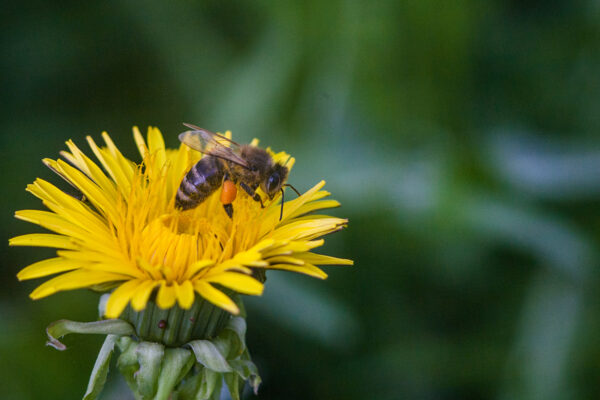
220, 180, 237, 205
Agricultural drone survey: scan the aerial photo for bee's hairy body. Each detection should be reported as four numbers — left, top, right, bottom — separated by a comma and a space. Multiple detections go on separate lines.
176, 155, 224, 210
176, 145, 276, 211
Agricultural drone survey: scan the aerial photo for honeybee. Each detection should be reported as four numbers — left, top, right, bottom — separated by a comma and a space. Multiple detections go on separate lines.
176, 123, 299, 219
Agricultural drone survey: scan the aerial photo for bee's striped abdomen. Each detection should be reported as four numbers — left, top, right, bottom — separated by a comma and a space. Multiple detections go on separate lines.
176, 156, 224, 210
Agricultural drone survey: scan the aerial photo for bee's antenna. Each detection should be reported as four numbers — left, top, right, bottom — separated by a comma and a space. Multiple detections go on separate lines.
284, 183, 301, 197
279, 184, 299, 221
279, 188, 285, 221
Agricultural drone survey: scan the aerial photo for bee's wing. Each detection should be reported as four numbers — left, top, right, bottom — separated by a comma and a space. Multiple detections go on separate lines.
179, 125, 250, 169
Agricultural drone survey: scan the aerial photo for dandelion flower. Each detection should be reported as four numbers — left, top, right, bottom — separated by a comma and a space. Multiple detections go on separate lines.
11, 127, 352, 321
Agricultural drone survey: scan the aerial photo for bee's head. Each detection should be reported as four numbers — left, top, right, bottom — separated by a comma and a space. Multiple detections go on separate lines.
262, 163, 288, 199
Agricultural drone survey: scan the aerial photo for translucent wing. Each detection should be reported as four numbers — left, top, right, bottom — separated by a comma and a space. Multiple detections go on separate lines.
182, 123, 241, 147
179, 124, 250, 168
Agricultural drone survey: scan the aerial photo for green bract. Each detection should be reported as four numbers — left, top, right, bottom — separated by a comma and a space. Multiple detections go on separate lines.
46, 296, 260, 400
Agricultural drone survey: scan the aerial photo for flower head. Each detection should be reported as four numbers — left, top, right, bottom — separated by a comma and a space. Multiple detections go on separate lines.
11, 127, 351, 319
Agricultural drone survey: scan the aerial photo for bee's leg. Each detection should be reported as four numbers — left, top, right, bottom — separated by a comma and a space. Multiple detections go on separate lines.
240, 182, 264, 208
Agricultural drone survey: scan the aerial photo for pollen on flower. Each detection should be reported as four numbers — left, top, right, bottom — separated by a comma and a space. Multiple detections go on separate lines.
11, 126, 353, 320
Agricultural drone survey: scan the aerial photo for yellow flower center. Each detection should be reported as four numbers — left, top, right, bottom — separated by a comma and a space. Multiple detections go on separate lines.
132, 176, 266, 284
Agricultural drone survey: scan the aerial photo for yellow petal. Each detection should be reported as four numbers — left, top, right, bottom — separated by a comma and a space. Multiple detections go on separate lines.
64, 140, 118, 199
205, 263, 253, 276
175, 280, 195, 309
131, 280, 158, 311
205, 273, 264, 296
193, 281, 239, 314
15, 210, 116, 260
268, 148, 295, 170
291, 252, 354, 266
28, 178, 83, 214
137, 258, 162, 281
86, 136, 132, 198
9, 233, 77, 249
212, 239, 274, 272
54, 159, 119, 221
104, 279, 144, 318
287, 199, 340, 220
220, 254, 267, 269
267, 263, 328, 279
262, 239, 324, 258
183, 260, 215, 280
28, 179, 110, 237
17, 258, 83, 281
266, 256, 305, 266
147, 127, 167, 170
30, 270, 129, 299
259, 180, 327, 235
170, 144, 193, 198
15, 210, 91, 240
82, 261, 145, 279
101, 132, 135, 182
133, 126, 149, 160
269, 218, 347, 241
156, 282, 177, 309
304, 189, 331, 202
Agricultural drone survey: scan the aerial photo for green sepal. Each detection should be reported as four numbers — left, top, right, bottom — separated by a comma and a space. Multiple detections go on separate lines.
154, 348, 194, 400
187, 340, 232, 372
135, 342, 164, 399
240, 347, 261, 393
46, 319, 134, 351
82, 334, 118, 400
223, 372, 242, 400
46, 303, 260, 400
229, 355, 261, 394
197, 368, 221, 400
173, 366, 202, 399
116, 336, 141, 398
219, 317, 246, 358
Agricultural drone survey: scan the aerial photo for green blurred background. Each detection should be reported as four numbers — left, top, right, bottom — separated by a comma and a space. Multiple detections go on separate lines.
2, 1, 600, 399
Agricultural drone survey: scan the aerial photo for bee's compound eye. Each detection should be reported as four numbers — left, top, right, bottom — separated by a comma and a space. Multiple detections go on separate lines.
267, 172, 280, 193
